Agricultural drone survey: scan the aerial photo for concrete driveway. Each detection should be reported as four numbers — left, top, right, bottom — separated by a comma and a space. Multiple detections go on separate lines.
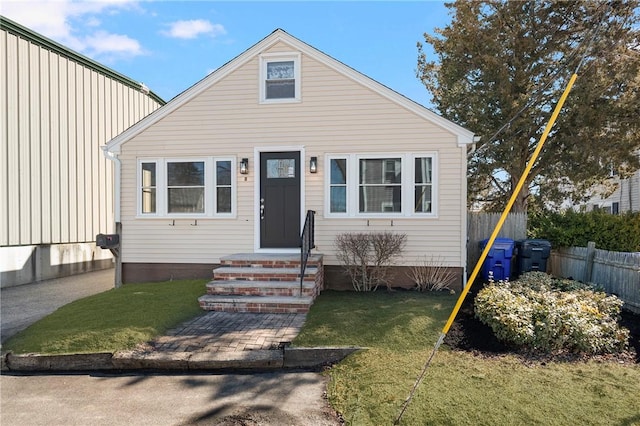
1, 269, 115, 344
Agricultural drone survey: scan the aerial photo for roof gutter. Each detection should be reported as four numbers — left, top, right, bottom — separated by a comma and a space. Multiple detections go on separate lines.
468, 135, 481, 156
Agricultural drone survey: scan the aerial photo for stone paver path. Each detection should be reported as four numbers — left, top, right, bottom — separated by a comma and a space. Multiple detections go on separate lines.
148, 312, 307, 353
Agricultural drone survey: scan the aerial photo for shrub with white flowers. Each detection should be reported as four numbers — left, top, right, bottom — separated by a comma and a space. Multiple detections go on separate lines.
474, 272, 629, 355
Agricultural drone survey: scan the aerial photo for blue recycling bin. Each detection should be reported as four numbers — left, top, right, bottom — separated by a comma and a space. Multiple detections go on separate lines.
479, 238, 515, 281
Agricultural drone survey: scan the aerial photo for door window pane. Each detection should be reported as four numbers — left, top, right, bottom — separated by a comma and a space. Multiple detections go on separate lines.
267, 159, 296, 178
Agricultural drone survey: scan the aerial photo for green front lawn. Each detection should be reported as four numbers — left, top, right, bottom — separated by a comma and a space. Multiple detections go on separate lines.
4, 283, 638, 425
2, 279, 207, 354
294, 290, 640, 426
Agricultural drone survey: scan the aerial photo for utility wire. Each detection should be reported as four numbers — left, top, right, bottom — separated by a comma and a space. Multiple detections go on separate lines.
476, 1, 613, 151
394, 3, 613, 424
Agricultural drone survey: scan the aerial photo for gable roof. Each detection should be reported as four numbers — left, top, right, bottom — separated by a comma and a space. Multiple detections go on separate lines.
105, 29, 475, 153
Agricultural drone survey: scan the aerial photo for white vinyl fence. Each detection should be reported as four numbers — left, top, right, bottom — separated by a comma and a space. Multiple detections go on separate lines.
550, 242, 640, 313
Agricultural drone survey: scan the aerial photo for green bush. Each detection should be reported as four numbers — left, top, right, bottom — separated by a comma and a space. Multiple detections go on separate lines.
528, 210, 640, 252
474, 273, 629, 354
515, 271, 600, 292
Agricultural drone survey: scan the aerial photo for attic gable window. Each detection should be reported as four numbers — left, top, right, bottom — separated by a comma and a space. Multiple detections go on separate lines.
260, 53, 301, 103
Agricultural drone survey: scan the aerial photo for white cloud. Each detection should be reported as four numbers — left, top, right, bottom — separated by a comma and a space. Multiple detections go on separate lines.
1, 0, 144, 59
1, 1, 74, 40
163, 19, 226, 39
85, 31, 143, 56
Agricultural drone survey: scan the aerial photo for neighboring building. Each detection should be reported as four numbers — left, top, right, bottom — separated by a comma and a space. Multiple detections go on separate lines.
0, 16, 165, 287
104, 29, 476, 291
580, 170, 640, 214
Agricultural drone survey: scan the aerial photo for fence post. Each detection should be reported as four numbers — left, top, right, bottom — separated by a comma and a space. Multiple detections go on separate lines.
585, 241, 596, 283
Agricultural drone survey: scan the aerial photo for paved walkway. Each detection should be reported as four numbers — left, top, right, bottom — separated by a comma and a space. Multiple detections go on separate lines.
139, 311, 307, 354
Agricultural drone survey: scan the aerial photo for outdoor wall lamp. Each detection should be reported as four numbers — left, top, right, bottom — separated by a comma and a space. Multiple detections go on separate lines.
240, 158, 249, 174
310, 156, 318, 173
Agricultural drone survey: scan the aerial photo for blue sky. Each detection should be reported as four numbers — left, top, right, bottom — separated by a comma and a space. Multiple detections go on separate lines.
2, 1, 452, 107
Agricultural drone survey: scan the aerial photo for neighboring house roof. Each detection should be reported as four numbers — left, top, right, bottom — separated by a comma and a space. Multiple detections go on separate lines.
105, 28, 475, 153
0, 15, 165, 106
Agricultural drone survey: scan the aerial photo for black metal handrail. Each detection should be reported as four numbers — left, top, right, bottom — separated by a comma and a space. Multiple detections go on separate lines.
300, 210, 316, 297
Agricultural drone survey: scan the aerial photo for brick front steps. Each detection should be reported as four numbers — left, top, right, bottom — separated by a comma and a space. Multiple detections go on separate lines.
198, 253, 324, 313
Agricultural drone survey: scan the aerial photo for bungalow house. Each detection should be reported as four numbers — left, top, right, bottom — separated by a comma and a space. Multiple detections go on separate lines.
103, 29, 476, 312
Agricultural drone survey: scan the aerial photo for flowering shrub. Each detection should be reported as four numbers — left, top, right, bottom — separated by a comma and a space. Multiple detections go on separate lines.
474, 273, 629, 354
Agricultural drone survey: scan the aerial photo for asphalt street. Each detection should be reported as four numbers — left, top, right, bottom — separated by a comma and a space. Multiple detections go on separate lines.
1, 371, 339, 425
0, 269, 115, 344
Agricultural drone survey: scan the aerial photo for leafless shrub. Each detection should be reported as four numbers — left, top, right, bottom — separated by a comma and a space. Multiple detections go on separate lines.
407, 255, 457, 292
335, 232, 407, 291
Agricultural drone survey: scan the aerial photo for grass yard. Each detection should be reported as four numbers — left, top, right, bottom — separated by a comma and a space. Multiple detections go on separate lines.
294, 290, 640, 426
2, 279, 207, 355
4, 281, 639, 425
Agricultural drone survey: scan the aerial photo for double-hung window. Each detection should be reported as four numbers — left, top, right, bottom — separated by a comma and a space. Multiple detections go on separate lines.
260, 53, 301, 103
414, 157, 433, 213
137, 158, 236, 217
329, 158, 348, 213
215, 160, 232, 214
325, 153, 437, 217
140, 162, 157, 214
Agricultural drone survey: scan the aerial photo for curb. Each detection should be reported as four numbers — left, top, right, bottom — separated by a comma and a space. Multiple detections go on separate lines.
1, 347, 361, 373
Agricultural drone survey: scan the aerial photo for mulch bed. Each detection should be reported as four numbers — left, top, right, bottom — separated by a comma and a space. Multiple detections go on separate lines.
443, 286, 640, 364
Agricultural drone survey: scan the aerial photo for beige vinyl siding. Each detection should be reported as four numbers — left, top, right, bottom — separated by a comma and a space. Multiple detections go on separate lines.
119, 43, 467, 267
1, 24, 163, 247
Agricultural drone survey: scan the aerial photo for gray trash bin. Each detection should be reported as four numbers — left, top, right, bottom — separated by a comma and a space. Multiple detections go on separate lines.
516, 239, 551, 276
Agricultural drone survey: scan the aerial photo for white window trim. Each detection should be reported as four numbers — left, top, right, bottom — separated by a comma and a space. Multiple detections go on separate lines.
326, 155, 350, 217
136, 157, 237, 219
213, 157, 237, 217
138, 158, 161, 218
259, 52, 301, 104
324, 153, 438, 218
410, 153, 438, 217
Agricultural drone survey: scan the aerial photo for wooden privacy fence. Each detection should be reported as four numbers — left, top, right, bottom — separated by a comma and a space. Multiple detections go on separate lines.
467, 212, 527, 273
550, 242, 640, 314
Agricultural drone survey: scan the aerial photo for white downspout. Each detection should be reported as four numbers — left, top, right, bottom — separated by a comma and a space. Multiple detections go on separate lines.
101, 146, 122, 287
101, 146, 121, 224
463, 136, 481, 288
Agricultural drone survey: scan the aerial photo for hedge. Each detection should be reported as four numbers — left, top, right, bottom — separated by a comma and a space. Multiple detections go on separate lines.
528, 210, 640, 252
